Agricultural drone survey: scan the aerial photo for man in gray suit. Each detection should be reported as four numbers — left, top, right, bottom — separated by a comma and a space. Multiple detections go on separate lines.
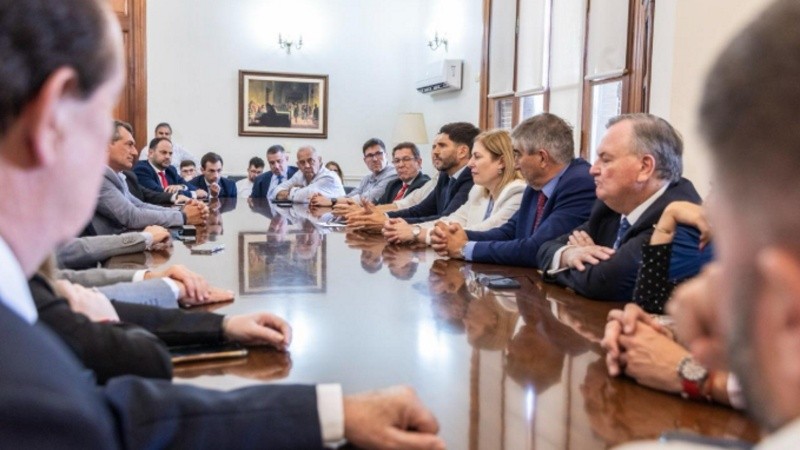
57, 260, 233, 307
91, 121, 208, 235
57, 225, 171, 269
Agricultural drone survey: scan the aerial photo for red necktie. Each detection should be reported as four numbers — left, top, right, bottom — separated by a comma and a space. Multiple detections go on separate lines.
393, 183, 409, 201
158, 171, 169, 189
532, 193, 547, 232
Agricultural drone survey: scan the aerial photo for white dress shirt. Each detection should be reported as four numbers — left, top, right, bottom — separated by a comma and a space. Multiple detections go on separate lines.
273, 166, 345, 203
0, 235, 37, 323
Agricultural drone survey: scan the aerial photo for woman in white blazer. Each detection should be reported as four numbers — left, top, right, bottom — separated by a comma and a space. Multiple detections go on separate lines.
383, 129, 525, 245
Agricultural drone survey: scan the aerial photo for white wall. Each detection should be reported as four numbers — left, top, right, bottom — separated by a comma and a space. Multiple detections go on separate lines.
147, 0, 484, 180
650, 0, 772, 197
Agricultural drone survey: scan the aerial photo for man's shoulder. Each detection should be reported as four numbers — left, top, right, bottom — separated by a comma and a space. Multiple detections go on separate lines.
188, 175, 205, 187
287, 166, 299, 177
663, 178, 701, 202
558, 159, 594, 186
133, 160, 153, 174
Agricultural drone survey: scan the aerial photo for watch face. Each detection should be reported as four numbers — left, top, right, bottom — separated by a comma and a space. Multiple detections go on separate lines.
680, 358, 708, 382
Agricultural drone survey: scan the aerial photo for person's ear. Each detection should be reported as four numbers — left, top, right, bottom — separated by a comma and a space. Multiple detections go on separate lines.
20, 67, 79, 168
756, 247, 800, 382
459, 144, 470, 160
637, 154, 657, 182
538, 149, 551, 167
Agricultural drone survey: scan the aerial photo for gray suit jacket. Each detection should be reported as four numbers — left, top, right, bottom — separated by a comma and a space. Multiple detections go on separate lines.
55, 270, 179, 308
57, 268, 138, 287
92, 167, 183, 235
56, 233, 148, 270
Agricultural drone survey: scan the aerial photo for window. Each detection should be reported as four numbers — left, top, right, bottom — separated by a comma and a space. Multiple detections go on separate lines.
480, 0, 653, 158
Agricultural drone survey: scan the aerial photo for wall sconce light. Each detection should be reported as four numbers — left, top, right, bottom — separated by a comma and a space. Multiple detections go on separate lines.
427, 32, 448, 52
278, 33, 303, 54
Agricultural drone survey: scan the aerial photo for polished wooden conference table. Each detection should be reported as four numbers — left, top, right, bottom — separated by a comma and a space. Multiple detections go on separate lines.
120, 198, 760, 449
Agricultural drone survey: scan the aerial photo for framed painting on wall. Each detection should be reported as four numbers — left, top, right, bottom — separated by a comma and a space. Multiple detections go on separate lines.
238, 70, 328, 138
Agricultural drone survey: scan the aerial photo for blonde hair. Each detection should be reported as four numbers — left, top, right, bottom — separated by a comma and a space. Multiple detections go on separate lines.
474, 129, 522, 196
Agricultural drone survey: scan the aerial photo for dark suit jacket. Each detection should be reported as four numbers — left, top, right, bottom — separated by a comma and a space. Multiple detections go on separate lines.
466, 159, 596, 268
123, 170, 174, 205
189, 175, 237, 198
133, 160, 195, 197
0, 301, 322, 448
250, 167, 299, 199
377, 173, 431, 205
31, 274, 172, 384
537, 178, 702, 301
387, 167, 474, 224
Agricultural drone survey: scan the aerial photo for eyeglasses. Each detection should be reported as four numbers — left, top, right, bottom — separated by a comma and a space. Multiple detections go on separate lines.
363, 151, 385, 161
392, 157, 417, 165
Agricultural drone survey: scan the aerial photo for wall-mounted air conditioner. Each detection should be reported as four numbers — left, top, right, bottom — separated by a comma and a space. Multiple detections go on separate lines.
416, 59, 463, 95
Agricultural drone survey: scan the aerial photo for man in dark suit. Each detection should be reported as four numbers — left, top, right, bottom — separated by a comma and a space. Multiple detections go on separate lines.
537, 114, 701, 302
387, 122, 478, 224
376, 142, 431, 205
189, 152, 237, 198
348, 122, 478, 230
134, 137, 204, 199
431, 114, 596, 267
123, 169, 182, 205
250, 144, 299, 199
0, 2, 443, 448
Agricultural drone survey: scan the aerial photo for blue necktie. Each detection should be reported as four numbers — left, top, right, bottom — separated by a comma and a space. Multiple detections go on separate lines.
277, 175, 284, 184
613, 218, 631, 250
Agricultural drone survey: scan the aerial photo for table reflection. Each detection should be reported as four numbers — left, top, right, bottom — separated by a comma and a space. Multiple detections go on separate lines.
161, 201, 760, 448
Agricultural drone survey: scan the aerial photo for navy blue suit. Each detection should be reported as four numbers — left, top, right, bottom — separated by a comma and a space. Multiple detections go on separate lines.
250, 167, 299, 199
133, 161, 195, 197
538, 178, 702, 302
466, 159, 596, 268
387, 168, 474, 224
0, 300, 323, 448
189, 175, 238, 198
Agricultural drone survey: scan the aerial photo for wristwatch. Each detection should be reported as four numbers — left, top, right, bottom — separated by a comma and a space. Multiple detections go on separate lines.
677, 355, 710, 400
411, 225, 421, 241
330, 198, 337, 206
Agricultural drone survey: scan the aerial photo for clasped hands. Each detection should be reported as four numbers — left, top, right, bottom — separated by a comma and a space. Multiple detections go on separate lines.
558, 231, 615, 271
429, 222, 468, 259
601, 264, 728, 394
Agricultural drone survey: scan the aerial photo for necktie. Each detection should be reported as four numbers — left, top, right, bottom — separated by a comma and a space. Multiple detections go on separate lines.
158, 171, 169, 189
532, 193, 548, 232
443, 177, 455, 205
277, 174, 284, 185
613, 217, 631, 250
393, 183, 409, 201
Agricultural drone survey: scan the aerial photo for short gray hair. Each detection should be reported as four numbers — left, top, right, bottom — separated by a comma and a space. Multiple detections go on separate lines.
607, 113, 683, 183
511, 113, 574, 164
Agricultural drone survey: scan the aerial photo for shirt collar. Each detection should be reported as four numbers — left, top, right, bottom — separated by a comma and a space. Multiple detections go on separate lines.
624, 183, 669, 227
0, 235, 37, 324
541, 164, 569, 199
757, 416, 800, 449
149, 161, 166, 174
449, 165, 467, 181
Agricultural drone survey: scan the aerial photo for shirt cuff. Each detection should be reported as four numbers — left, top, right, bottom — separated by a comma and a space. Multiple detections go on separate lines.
727, 374, 746, 410
547, 245, 571, 273
132, 270, 147, 282
463, 241, 476, 261
160, 278, 181, 300
316, 383, 344, 444
139, 231, 154, 250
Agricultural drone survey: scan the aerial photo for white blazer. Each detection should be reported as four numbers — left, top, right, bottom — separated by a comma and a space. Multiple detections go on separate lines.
421, 179, 526, 232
